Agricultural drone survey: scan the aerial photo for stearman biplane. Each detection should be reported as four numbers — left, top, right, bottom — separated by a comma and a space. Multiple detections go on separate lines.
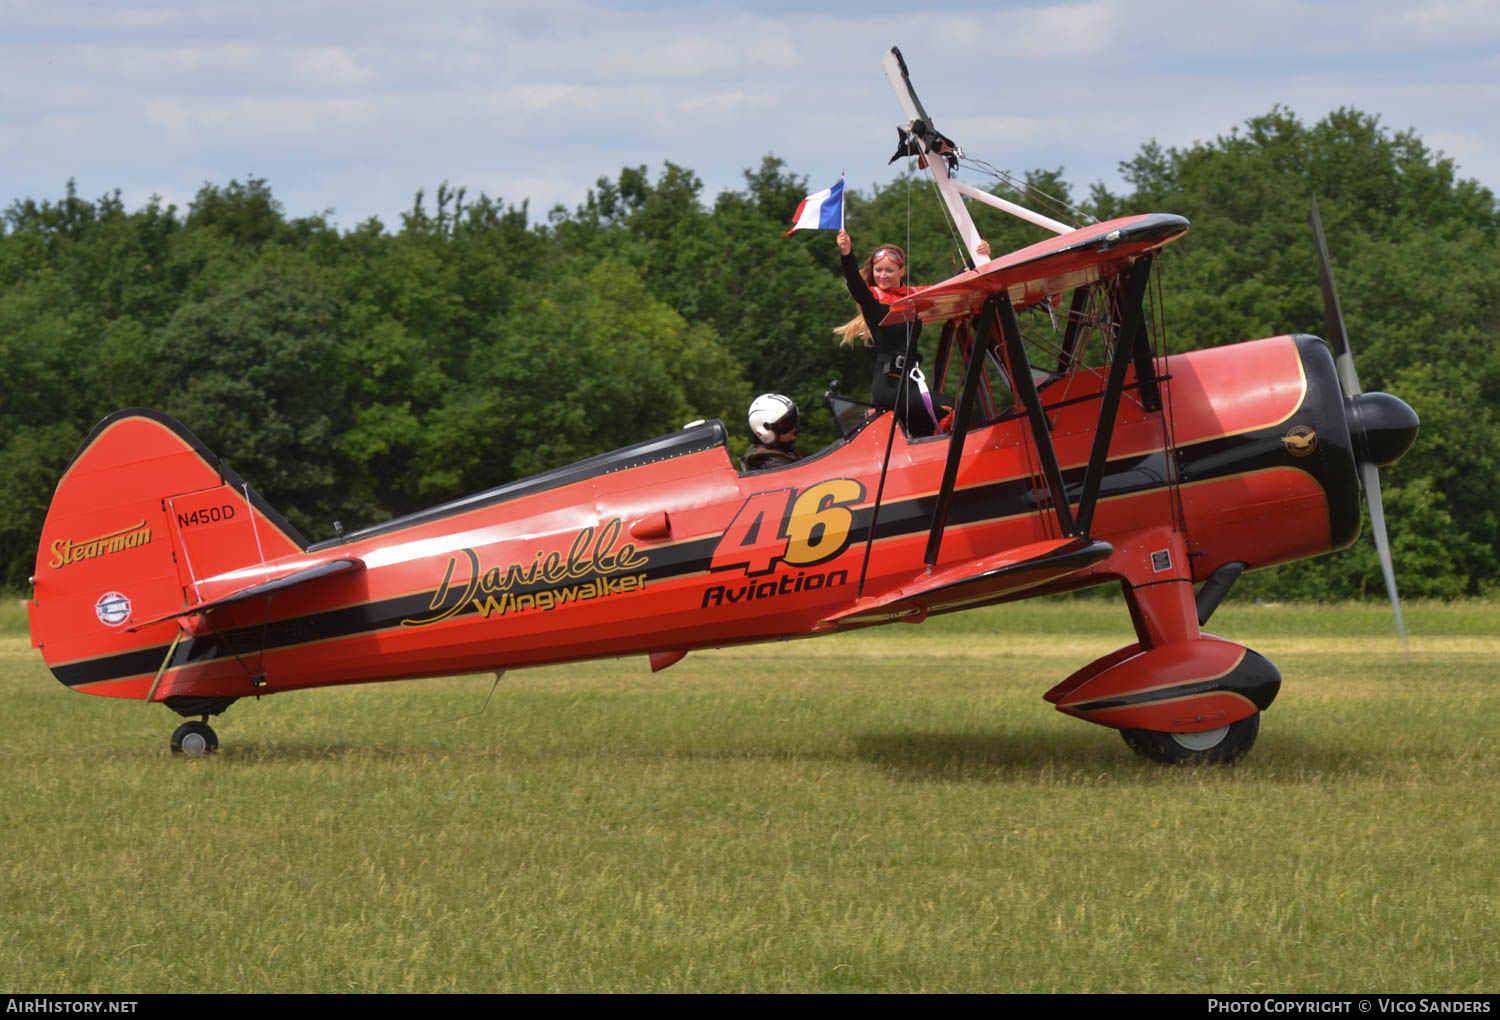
27, 49, 1418, 762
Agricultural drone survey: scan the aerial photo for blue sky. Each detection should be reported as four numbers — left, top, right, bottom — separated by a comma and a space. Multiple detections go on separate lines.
6, 0, 1498, 231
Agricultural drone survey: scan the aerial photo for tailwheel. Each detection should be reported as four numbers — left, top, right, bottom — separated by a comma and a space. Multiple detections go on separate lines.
1121, 714, 1259, 765
170, 719, 219, 757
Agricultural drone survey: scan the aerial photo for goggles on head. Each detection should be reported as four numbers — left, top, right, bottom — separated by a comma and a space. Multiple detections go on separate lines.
871, 248, 905, 266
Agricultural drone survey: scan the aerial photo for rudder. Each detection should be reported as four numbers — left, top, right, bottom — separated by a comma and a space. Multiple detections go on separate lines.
27, 409, 307, 699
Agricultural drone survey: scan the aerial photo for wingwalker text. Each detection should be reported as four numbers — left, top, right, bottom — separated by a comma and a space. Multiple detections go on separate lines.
402, 518, 649, 626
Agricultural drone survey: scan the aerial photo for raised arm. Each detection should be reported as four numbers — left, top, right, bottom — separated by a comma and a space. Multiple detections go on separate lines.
836, 231, 885, 327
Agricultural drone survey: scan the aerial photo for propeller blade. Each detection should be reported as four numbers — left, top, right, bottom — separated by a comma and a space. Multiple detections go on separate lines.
1312, 197, 1411, 654
1309, 198, 1362, 398
1359, 460, 1409, 654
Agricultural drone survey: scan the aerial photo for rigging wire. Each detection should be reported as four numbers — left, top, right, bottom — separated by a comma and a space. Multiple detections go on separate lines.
418, 672, 505, 728
857, 167, 918, 595
956, 155, 1094, 227
1152, 262, 1190, 537
919, 167, 970, 267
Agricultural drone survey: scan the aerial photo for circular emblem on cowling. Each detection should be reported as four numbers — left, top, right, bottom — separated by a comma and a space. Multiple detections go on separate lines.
95, 591, 131, 626
1282, 426, 1317, 458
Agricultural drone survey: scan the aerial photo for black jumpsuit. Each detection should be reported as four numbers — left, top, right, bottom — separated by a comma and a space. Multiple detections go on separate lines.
741, 442, 800, 472
841, 253, 949, 437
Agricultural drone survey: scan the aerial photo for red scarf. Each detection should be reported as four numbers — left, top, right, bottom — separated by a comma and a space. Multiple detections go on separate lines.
868, 283, 914, 305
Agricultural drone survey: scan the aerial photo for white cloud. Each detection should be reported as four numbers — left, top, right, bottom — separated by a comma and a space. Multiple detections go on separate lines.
4, 0, 1495, 229
1371, 0, 1500, 42
1020, 2, 1126, 54
73, 42, 261, 80
288, 47, 374, 88
679, 91, 769, 116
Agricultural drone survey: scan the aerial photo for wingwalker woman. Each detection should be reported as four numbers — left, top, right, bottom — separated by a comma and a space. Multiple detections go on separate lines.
833, 228, 989, 436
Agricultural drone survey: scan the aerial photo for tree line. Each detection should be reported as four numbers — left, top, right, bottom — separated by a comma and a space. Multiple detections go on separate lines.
2, 106, 1495, 599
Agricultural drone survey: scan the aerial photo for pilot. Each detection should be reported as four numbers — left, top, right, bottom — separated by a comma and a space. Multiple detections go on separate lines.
833, 229, 989, 437
742, 394, 802, 471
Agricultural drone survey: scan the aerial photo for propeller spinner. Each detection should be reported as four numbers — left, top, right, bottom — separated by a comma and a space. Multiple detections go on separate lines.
1309, 199, 1420, 649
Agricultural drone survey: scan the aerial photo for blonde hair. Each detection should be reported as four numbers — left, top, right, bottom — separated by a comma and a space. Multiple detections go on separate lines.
834, 313, 872, 348
833, 243, 908, 349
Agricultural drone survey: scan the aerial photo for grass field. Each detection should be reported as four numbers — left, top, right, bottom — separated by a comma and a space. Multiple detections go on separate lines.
2, 596, 1496, 993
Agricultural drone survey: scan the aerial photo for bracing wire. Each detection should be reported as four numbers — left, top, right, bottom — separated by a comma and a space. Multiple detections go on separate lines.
1151, 262, 1190, 536
957, 155, 1093, 227
858, 168, 923, 594
418, 672, 505, 728
919, 169, 970, 269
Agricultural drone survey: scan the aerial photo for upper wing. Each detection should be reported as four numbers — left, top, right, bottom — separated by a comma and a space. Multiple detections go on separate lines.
881, 213, 1189, 325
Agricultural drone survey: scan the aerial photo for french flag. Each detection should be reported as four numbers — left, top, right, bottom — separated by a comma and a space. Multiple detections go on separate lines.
784, 177, 845, 235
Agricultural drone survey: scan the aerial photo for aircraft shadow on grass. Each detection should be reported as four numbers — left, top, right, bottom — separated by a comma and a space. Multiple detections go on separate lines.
125, 725, 1418, 783
855, 729, 1139, 780
853, 729, 1404, 782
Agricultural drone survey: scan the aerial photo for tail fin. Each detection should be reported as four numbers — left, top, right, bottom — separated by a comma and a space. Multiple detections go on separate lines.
27, 409, 307, 699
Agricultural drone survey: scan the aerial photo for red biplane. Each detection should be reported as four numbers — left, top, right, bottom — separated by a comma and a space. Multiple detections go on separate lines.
27, 49, 1418, 762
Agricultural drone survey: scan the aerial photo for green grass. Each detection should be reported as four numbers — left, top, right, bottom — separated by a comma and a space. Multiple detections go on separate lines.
2, 598, 1496, 992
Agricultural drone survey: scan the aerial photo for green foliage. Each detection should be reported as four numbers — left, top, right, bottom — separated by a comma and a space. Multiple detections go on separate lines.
1, 107, 1497, 596
418, 260, 749, 496
0, 424, 83, 587
1105, 107, 1500, 597
157, 252, 362, 540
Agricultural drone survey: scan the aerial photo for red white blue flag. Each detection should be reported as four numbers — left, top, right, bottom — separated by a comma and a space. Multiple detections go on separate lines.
783, 177, 845, 235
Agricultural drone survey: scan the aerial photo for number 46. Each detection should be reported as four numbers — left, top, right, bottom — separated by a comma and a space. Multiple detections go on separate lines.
709, 479, 866, 577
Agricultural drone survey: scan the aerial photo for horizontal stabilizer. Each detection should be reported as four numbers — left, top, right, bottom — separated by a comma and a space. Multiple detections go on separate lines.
881, 214, 1188, 325
822, 537, 1112, 627
30, 409, 314, 699
126, 558, 364, 632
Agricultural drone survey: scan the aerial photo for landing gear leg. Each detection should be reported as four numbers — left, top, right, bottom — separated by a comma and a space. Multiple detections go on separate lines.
170, 717, 219, 757
1046, 527, 1279, 765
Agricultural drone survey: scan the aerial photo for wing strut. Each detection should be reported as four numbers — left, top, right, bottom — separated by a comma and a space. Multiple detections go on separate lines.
932, 319, 958, 393
1075, 256, 1155, 535
1129, 271, 1162, 413
923, 315, 988, 567
998, 293, 1078, 540
924, 290, 1080, 566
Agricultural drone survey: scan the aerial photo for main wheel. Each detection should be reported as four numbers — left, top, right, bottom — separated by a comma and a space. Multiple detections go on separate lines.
170, 720, 219, 757
1120, 713, 1259, 765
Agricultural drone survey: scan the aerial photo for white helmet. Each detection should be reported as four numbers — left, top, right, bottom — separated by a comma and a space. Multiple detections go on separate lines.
748, 393, 798, 444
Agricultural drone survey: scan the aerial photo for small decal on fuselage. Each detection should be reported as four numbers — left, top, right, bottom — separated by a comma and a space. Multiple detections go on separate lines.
1151, 549, 1172, 572
1282, 426, 1317, 457
49, 520, 152, 570
95, 591, 131, 626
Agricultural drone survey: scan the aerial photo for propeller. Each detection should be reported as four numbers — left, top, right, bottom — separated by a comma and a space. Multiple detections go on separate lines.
1309, 198, 1420, 651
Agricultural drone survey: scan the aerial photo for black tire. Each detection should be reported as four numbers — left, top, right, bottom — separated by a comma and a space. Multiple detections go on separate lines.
1120, 713, 1259, 765
170, 720, 219, 757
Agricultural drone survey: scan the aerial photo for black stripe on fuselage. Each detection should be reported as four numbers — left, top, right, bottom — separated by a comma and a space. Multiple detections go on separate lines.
55, 351, 1347, 689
